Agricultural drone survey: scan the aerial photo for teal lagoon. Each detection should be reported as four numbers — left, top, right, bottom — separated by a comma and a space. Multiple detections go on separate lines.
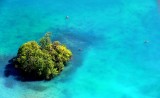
0, 0, 160, 98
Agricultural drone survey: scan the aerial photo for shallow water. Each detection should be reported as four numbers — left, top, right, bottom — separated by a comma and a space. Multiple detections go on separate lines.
0, 0, 160, 98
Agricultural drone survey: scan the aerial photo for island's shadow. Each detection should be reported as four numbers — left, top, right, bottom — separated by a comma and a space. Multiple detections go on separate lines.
4, 57, 19, 78
4, 57, 44, 82
4, 57, 49, 91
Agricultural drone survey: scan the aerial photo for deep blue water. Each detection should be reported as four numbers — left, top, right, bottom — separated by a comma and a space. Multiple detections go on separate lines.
0, 0, 160, 98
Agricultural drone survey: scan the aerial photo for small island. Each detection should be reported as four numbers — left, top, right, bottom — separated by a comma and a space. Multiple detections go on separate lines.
14, 33, 72, 80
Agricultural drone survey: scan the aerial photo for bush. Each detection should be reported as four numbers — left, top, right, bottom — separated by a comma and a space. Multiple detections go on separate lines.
14, 33, 72, 80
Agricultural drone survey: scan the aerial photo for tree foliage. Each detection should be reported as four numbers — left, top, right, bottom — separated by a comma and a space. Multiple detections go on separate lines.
14, 33, 72, 80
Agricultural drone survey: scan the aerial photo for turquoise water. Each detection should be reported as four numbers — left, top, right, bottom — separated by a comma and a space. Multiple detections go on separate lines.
0, 0, 160, 98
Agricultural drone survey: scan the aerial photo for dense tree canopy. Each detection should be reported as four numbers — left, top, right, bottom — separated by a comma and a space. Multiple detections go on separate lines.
14, 33, 72, 80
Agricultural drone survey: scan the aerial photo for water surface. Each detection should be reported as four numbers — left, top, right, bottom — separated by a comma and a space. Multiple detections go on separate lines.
0, 0, 160, 98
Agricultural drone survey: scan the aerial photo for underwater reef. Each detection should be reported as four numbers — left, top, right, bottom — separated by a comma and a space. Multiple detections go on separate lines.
14, 33, 72, 80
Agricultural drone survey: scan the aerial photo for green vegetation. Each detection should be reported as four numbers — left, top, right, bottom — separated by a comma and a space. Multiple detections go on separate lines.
14, 33, 72, 80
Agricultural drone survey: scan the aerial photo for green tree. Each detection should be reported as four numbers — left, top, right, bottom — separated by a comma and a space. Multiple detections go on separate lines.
14, 33, 72, 80
39, 32, 52, 49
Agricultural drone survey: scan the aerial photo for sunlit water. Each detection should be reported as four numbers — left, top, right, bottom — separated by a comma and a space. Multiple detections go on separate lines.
0, 0, 160, 98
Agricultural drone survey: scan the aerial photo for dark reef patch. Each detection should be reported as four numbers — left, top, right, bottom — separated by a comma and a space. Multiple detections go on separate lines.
23, 83, 48, 92
61, 89, 72, 98
3, 78, 15, 89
